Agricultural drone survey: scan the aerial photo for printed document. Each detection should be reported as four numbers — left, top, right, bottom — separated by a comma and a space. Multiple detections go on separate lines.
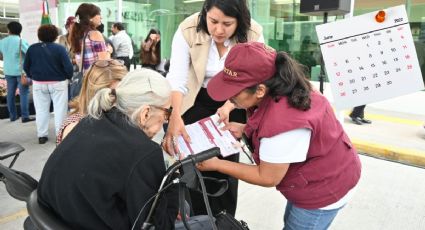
176, 114, 240, 158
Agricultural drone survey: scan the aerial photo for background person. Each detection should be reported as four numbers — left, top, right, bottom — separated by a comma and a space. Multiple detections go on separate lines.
24, 25, 73, 144
57, 16, 76, 64
57, 16, 79, 101
110, 22, 133, 71
0, 21, 34, 122
349, 105, 372, 125
164, 0, 264, 217
56, 59, 127, 144
140, 28, 161, 70
37, 69, 178, 229
97, 23, 115, 58
201, 42, 361, 230
69, 3, 109, 73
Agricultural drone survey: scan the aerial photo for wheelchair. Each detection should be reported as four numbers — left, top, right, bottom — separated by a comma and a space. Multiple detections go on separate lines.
0, 143, 233, 230
0, 141, 71, 230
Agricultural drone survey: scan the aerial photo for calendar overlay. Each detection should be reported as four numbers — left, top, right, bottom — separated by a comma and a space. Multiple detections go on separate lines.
316, 5, 424, 110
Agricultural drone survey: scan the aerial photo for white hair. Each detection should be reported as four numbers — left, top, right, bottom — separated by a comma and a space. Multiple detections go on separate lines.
87, 68, 171, 127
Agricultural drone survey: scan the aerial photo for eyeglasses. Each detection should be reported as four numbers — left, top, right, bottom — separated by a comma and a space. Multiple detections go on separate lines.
93, 59, 125, 68
150, 105, 173, 122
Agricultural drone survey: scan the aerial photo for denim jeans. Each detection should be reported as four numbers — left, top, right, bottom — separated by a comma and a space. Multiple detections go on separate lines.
283, 202, 343, 230
5, 75, 30, 121
32, 80, 68, 138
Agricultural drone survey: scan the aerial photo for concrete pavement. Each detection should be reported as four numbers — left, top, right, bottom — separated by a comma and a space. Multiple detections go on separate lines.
315, 81, 425, 168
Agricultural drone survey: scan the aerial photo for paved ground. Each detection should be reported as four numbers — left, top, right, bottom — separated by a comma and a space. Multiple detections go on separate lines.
1, 82, 425, 229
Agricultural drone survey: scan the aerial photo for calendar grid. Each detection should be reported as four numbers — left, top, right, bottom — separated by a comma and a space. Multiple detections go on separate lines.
316, 5, 424, 110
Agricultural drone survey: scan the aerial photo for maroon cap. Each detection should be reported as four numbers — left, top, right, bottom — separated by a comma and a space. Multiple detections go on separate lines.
65, 16, 76, 28
207, 42, 276, 101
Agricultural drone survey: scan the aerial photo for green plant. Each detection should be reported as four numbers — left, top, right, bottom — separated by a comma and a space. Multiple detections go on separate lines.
0, 78, 7, 97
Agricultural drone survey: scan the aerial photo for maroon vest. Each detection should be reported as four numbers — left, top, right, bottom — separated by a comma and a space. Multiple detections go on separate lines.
245, 91, 361, 209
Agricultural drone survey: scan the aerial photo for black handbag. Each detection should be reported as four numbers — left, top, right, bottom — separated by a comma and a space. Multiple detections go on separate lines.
69, 71, 83, 100
215, 210, 249, 230
69, 33, 88, 100
176, 165, 249, 230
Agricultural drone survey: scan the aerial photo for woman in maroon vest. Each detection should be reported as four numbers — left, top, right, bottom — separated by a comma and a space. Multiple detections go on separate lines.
200, 42, 361, 230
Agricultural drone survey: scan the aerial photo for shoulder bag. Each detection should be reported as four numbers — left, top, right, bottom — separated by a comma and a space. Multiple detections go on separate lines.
175, 165, 249, 230
69, 33, 88, 99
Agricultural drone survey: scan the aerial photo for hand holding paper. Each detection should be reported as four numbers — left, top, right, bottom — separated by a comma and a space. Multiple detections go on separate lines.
176, 114, 241, 159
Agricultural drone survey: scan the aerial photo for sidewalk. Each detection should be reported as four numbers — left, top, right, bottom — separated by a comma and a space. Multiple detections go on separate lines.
315, 81, 425, 168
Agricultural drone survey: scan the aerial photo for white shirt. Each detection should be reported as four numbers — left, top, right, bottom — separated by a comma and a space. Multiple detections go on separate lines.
167, 29, 265, 95
259, 128, 355, 210
109, 30, 134, 59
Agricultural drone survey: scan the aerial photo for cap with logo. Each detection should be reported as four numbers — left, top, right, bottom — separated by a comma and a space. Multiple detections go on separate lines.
207, 42, 277, 101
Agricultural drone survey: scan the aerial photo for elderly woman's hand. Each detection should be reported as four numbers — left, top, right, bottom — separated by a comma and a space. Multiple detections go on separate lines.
162, 113, 190, 157
196, 157, 221, 171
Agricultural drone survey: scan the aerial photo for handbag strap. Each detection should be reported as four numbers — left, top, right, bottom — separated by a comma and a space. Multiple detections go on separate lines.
193, 165, 218, 230
179, 183, 192, 230
196, 177, 228, 197
79, 32, 88, 74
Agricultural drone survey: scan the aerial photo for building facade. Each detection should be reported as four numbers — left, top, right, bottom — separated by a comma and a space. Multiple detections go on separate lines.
54, 0, 425, 80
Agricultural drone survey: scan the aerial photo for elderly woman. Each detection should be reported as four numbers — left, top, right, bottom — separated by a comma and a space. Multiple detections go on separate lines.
37, 69, 178, 229
24, 24, 73, 144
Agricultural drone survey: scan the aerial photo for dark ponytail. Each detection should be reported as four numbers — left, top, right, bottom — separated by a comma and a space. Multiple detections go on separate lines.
70, 3, 101, 54
264, 51, 312, 111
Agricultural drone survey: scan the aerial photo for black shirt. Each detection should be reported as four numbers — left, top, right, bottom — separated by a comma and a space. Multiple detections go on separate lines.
38, 108, 178, 229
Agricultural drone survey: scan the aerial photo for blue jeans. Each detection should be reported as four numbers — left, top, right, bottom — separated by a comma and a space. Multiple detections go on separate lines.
283, 202, 343, 230
5, 75, 30, 121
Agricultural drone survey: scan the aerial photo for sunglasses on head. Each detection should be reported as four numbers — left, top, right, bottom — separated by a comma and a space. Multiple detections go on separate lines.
93, 59, 125, 68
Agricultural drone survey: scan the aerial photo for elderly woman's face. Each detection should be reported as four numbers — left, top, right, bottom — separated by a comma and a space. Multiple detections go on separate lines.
206, 6, 238, 45
141, 100, 172, 139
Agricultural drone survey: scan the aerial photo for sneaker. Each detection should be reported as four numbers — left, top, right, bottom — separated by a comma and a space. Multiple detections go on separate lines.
38, 137, 48, 144
350, 117, 363, 125
22, 117, 35, 123
359, 118, 372, 124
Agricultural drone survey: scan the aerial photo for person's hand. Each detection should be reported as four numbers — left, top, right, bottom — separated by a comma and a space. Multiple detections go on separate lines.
222, 122, 245, 139
106, 44, 113, 54
163, 113, 190, 156
196, 157, 221, 171
216, 100, 235, 125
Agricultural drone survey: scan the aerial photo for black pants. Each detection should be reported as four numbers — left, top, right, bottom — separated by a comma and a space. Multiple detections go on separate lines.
182, 88, 245, 217
116, 56, 131, 71
350, 105, 366, 118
